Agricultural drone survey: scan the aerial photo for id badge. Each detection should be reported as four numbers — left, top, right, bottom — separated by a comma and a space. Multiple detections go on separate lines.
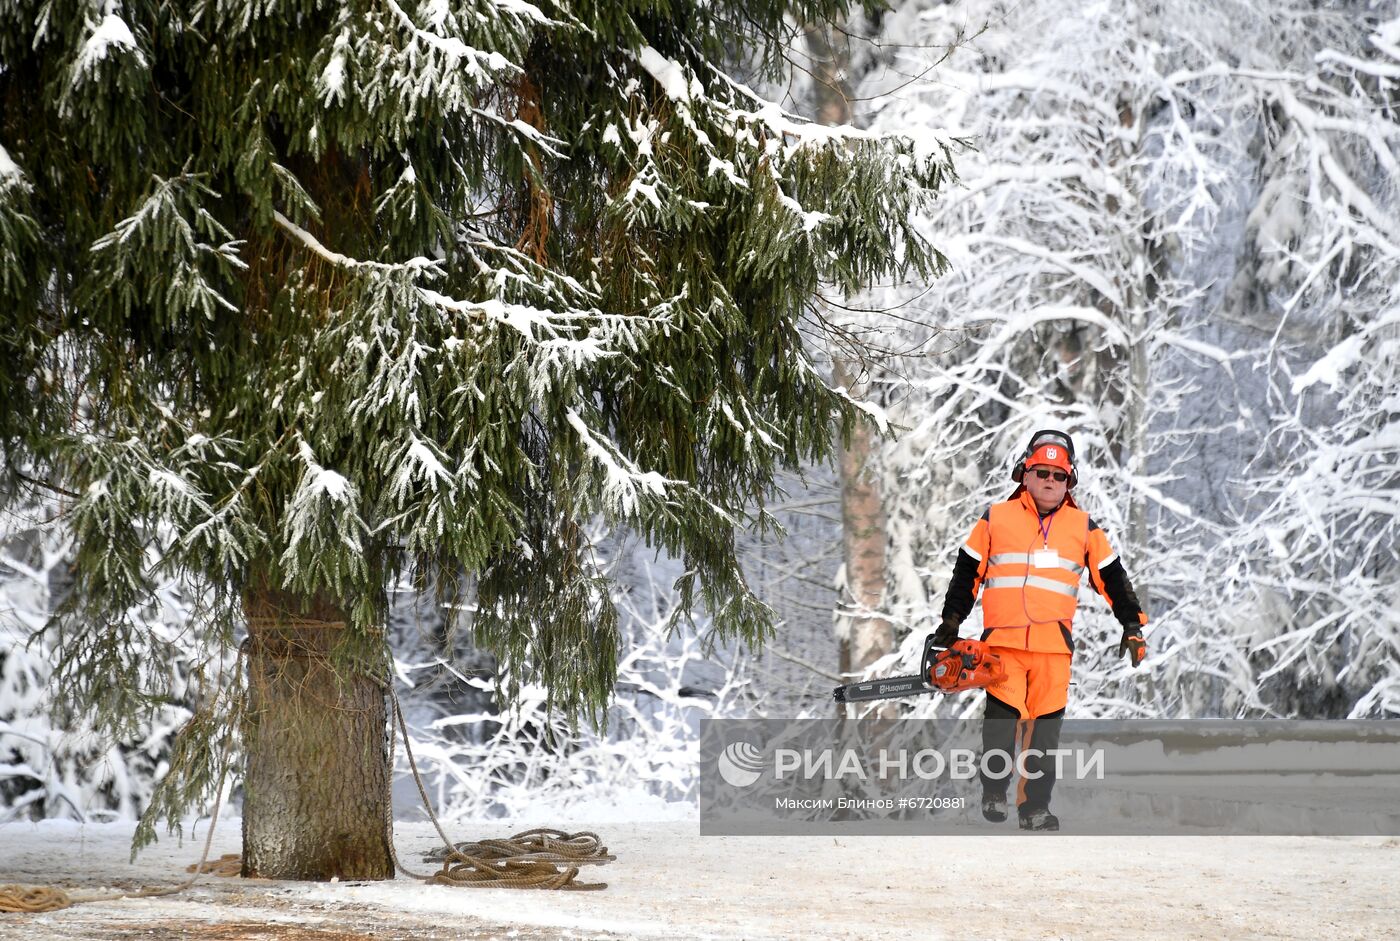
1032, 549, 1059, 569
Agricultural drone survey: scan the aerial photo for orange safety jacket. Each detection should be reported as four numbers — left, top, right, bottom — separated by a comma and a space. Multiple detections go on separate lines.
958, 489, 1144, 654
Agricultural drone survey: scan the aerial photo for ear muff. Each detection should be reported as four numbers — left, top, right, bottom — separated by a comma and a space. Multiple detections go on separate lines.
1011, 429, 1078, 488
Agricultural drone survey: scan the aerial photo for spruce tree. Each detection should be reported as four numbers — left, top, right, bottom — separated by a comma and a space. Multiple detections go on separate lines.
0, 0, 952, 878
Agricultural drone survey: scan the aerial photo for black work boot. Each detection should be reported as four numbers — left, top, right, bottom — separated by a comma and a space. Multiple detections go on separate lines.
981, 791, 1008, 823
1018, 807, 1060, 831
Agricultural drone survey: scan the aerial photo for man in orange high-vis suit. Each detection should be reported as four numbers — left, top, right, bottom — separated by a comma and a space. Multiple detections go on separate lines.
932, 429, 1148, 831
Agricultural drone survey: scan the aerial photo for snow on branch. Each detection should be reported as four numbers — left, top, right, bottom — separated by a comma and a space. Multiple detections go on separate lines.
382, 0, 521, 85
1291, 308, 1400, 394
71, 8, 146, 84
968, 236, 1126, 309
0, 144, 26, 194
963, 304, 1132, 349
272, 211, 442, 274
565, 409, 677, 517
827, 384, 890, 435
278, 437, 366, 594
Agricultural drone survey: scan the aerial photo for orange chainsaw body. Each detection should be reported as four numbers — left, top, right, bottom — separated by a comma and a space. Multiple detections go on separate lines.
925, 638, 1006, 694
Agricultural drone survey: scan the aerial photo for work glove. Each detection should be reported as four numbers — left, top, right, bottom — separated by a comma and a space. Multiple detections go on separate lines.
931, 617, 960, 649
1117, 630, 1147, 668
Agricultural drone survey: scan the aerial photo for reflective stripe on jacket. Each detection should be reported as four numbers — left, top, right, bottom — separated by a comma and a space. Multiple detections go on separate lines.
961, 490, 1124, 653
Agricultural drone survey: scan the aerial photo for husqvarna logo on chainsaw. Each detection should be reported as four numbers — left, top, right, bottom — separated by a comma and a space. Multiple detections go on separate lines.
717, 741, 765, 787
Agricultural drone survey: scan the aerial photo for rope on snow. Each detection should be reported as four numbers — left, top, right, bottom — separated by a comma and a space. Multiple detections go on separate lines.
0, 622, 617, 911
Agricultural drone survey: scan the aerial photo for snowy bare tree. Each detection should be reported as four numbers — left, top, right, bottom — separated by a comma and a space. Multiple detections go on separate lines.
837, 0, 1400, 719
840, 0, 1250, 714
1212, 9, 1400, 718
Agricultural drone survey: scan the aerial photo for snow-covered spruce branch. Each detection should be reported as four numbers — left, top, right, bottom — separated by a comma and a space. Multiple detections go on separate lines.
273, 211, 442, 274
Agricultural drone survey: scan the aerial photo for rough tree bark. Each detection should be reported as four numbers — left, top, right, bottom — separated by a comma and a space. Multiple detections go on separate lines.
1095, 19, 1156, 576
833, 358, 895, 684
241, 580, 393, 880
1112, 85, 1155, 563
803, 22, 895, 687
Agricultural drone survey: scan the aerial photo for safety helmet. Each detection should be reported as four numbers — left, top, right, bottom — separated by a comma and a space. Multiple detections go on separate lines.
1010, 428, 1078, 489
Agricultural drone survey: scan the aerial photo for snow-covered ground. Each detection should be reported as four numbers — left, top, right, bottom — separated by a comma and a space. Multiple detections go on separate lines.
1, 811, 1396, 940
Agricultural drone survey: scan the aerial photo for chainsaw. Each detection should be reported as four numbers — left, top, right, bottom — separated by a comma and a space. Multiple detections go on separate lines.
832, 635, 1005, 704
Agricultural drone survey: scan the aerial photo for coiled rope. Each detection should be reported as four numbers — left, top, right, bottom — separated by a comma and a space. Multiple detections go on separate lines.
385, 688, 615, 890
0, 885, 72, 914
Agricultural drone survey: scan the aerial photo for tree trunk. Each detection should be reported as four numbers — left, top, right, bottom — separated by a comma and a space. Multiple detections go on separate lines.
804, 20, 895, 692
1125, 303, 1150, 554
1114, 71, 1154, 562
834, 357, 894, 680
241, 583, 393, 880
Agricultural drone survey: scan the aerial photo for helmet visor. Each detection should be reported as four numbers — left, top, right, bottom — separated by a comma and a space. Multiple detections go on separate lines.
1028, 430, 1073, 457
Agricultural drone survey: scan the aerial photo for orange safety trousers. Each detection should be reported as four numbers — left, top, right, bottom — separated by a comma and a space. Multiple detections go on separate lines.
983, 647, 1071, 719
980, 647, 1071, 813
